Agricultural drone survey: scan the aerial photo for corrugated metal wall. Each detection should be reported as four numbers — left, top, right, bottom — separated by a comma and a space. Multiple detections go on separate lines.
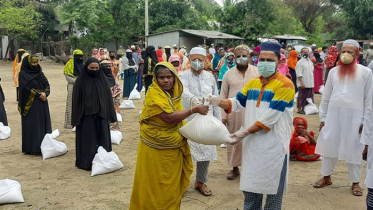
147, 31, 180, 48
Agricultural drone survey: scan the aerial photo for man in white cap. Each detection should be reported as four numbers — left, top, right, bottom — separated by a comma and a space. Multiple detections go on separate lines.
309, 43, 317, 61
209, 42, 295, 209
131, 45, 138, 64
209, 44, 216, 55
172, 44, 178, 55
364, 42, 373, 66
313, 39, 373, 197
179, 46, 221, 196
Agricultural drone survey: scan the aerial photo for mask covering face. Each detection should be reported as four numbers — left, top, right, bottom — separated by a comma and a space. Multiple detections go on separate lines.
227, 59, 235, 66
110, 56, 115, 59
302, 53, 309, 58
87, 69, 100, 77
190, 59, 204, 71
340, 53, 354, 64
257, 62, 276, 77
236, 56, 249, 65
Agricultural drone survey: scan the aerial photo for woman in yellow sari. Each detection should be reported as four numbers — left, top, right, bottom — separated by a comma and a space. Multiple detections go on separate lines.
129, 62, 209, 210
13, 49, 28, 101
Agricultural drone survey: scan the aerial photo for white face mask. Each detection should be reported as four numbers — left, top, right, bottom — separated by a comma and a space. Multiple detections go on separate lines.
191, 59, 204, 71
236, 56, 249, 65
340, 53, 354, 64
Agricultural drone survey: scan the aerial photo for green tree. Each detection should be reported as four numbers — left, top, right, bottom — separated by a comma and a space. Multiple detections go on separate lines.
330, 0, 373, 39
0, 0, 41, 57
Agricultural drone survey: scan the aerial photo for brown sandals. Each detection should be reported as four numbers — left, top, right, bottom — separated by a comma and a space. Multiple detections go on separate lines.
352, 185, 363, 196
195, 183, 212, 196
313, 178, 332, 188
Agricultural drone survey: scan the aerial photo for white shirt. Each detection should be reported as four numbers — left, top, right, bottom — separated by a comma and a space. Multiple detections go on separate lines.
295, 58, 314, 88
179, 69, 220, 162
316, 64, 373, 164
209, 48, 216, 55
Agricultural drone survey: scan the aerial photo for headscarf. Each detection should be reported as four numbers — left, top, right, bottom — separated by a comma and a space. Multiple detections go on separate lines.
18, 55, 49, 116
92, 48, 98, 57
156, 49, 165, 62
143, 46, 158, 76
293, 117, 307, 132
317, 47, 322, 53
169, 54, 181, 72
71, 57, 117, 126
212, 48, 224, 70
218, 52, 236, 81
126, 49, 135, 66
313, 52, 323, 64
140, 62, 185, 149
278, 54, 291, 78
100, 60, 115, 87
63, 49, 84, 77
165, 46, 171, 61
287, 50, 298, 70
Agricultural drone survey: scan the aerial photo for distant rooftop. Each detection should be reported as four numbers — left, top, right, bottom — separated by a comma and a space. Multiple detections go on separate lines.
272, 35, 307, 41
148, 29, 244, 40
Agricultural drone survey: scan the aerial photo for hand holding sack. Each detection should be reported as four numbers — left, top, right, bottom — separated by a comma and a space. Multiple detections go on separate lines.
179, 114, 232, 145
0, 179, 24, 204
229, 127, 250, 145
40, 129, 68, 160
91, 146, 124, 176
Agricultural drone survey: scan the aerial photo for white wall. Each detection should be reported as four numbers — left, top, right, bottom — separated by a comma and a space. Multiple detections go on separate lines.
147, 31, 180, 48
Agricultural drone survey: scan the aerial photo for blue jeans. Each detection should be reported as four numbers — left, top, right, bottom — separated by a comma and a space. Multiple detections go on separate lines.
243, 155, 287, 210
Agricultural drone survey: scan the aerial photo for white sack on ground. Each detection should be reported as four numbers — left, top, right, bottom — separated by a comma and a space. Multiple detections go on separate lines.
0, 122, 11, 140
0, 179, 24, 204
119, 100, 136, 109
128, 84, 141, 100
91, 146, 124, 176
40, 129, 68, 160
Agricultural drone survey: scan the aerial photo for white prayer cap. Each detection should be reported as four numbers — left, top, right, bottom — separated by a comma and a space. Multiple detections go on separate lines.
189, 47, 206, 56
311, 44, 316, 47
126, 49, 132, 52
343, 39, 360, 49
131, 45, 135, 49
173, 44, 177, 47
370, 42, 373, 46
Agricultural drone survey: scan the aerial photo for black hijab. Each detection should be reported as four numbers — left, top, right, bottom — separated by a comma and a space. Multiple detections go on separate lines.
165, 48, 171, 61
18, 55, 49, 116
71, 57, 117, 126
126, 51, 135, 66
143, 46, 158, 75
73, 54, 84, 76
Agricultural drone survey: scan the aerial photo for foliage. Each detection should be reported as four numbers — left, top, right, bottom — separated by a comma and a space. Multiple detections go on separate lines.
330, 0, 373, 39
0, 0, 41, 39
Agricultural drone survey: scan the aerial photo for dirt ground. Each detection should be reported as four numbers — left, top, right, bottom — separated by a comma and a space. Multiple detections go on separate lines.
0, 61, 367, 210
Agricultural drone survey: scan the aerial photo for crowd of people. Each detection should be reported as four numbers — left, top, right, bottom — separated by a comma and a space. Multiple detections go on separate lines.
6, 38, 373, 209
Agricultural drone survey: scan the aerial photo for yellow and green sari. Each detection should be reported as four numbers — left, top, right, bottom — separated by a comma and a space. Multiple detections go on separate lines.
130, 62, 193, 210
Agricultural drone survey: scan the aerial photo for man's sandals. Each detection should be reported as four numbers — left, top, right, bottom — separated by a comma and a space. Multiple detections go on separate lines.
313, 178, 332, 188
351, 185, 363, 196
314, 178, 363, 196
195, 183, 212, 196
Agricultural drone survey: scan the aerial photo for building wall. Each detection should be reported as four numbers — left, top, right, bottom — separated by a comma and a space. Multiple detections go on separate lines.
147, 31, 180, 48
179, 37, 204, 52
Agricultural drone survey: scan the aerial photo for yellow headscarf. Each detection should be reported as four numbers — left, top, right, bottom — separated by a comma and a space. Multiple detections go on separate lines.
140, 62, 185, 149
63, 49, 83, 77
318, 47, 322, 53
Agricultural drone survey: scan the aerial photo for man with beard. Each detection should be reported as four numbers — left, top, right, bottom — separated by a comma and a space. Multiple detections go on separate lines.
295, 47, 314, 114
209, 42, 295, 209
313, 39, 373, 197
220, 44, 260, 180
179, 47, 221, 196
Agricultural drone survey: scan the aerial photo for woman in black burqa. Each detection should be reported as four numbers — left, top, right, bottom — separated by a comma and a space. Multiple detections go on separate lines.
142, 45, 158, 93
18, 55, 52, 154
72, 57, 117, 170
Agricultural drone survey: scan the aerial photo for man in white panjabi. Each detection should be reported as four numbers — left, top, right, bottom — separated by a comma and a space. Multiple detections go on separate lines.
210, 42, 295, 209
313, 39, 373, 197
220, 44, 260, 180
179, 47, 220, 196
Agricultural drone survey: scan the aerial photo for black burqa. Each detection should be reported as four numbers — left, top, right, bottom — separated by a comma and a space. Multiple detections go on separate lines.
165, 48, 171, 61
72, 57, 117, 170
0, 82, 7, 126
73, 55, 84, 76
18, 55, 52, 154
143, 46, 158, 93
